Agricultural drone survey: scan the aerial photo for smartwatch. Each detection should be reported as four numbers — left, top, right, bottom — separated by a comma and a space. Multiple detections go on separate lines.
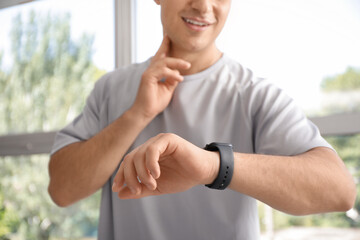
204, 142, 234, 190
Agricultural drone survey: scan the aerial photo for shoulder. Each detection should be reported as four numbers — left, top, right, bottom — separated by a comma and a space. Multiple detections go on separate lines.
220, 55, 280, 99
96, 60, 150, 90
219, 55, 268, 92
221, 55, 294, 116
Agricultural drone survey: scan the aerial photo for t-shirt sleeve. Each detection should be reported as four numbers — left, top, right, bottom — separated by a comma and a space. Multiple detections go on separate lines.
250, 79, 333, 156
50, 75, 107, 155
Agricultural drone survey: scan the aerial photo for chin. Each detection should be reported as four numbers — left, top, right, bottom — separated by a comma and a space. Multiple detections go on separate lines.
180, 39, 209, 52
168, 32, 212, 53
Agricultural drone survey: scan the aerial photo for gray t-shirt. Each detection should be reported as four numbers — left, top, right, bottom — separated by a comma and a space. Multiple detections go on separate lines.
51, 55, 332, 240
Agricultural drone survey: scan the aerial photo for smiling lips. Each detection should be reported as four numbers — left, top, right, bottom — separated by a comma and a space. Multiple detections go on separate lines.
182, 17, 215, 31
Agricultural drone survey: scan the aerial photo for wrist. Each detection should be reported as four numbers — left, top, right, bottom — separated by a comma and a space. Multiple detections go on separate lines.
204, 142, 234, 190
126, 106, 154, 127
202, 151, 220, 185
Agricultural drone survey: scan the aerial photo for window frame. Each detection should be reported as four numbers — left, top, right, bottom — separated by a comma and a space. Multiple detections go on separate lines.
0, 0, 359, 157
0, 0, 36, 9
0, 0, 134, 156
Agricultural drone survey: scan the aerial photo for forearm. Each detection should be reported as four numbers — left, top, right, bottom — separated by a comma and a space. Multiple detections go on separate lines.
229, 147, 356, 215
110, 134, 356, 213
48, 108, 151, 207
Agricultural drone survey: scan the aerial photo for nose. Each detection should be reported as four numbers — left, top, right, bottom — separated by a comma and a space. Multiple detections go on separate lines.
191, 0, 212, 14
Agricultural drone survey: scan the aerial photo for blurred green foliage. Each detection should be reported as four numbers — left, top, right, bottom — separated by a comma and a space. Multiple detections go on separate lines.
319, 66, 360, 115
0, 10, 105, 240
322, 67, 360, 91
0, 11, 105, 134
0, 187, 19, 240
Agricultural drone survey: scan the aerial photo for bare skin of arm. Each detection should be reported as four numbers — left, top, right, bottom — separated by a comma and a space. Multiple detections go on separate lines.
112, 133, 356, 216
48, 36, 191, 207
48, 109, 149, 207
231, 146, 356, 215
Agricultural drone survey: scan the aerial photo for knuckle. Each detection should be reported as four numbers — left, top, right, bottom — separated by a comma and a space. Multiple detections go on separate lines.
162, 65, 170, 73
166, 69, 177, 77
148, 142, 158, 150
152, 58, 164, 67
145, 145, 158, 163
122, 155, 131, 165
157, 133, 166, 138
132, 153, 143, 167
165, 132, 177, 139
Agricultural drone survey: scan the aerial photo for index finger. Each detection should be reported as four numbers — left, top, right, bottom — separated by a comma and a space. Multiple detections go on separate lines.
153, 35, 171, 60
145, 133, 179, 179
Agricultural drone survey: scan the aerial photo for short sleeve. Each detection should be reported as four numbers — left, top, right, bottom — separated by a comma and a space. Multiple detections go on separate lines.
250, 79, 333, 156
50, 75, 108, 155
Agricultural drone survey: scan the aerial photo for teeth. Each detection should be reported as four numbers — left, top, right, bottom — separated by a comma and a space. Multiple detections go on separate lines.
184, 18, 208, 26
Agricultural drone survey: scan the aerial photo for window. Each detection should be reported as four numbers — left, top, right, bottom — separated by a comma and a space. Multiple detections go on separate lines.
0, 0, 114, 239
0, 0, 114, 135
217, 0, 360, 117
135, 0, 162, 63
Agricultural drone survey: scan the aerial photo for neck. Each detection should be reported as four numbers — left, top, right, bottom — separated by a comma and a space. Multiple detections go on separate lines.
169, 44, 222, 75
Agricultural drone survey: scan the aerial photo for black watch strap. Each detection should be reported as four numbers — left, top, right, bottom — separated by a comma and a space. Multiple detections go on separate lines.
204, 142, 234, 190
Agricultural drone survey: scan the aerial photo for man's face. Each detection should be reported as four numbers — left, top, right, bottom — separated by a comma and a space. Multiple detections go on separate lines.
156, 0, 231, 53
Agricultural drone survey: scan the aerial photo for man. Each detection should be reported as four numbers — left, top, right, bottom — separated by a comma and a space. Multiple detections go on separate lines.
48, 0, 356, 239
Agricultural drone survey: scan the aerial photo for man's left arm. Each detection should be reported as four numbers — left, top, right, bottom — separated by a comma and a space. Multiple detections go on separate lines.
230, 146, 356, 215
112, 133, 356, 215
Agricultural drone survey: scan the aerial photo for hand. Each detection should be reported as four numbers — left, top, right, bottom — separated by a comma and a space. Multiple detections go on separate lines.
130, 35, 191, 120
112, 133, 220, 199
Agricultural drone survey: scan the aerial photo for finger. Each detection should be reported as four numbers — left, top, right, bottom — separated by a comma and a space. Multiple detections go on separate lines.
158, 68, 184, 83
163, 57, 191, 70
146, 59, 189, 83
112, 161, 125, 192
123, 156, 141, 195
118, 184, 160, 200
133, 154, 157, 190
144, 133, 178, 179
112, 145, 141, 192
160, 78, 181, 94
145, 144, 162, 180
153, 35, 171, 60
